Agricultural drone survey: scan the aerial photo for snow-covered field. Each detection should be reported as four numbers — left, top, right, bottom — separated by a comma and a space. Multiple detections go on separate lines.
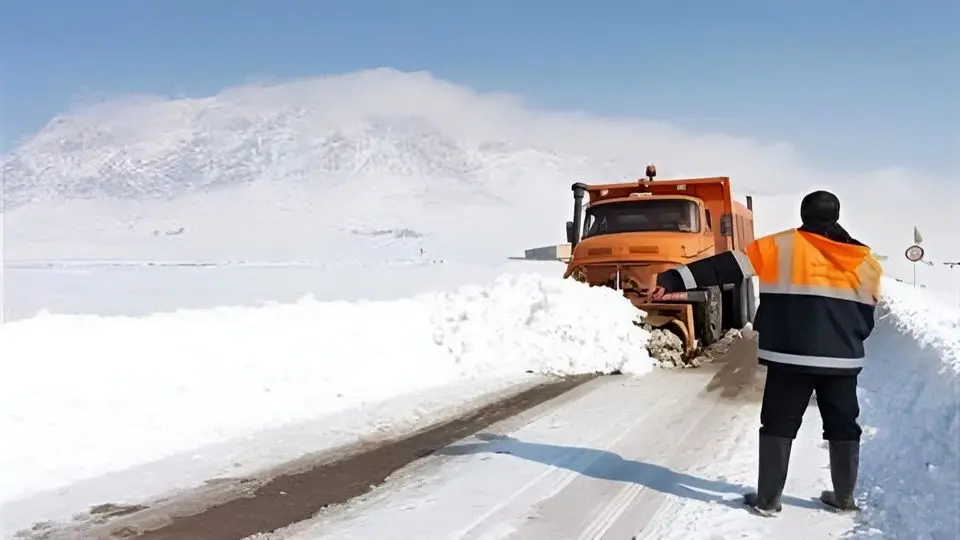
1, 259, 565, 322
0, 265, 655, 536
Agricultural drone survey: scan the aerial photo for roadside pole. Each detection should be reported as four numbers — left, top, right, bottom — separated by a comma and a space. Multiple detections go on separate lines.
905, 245, 924, 288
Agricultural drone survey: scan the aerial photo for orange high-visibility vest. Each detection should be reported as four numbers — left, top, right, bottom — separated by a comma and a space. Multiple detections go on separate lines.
746, 228, 882, 373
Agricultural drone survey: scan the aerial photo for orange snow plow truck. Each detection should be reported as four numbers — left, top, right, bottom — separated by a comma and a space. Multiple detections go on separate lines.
563, 165, 757, 359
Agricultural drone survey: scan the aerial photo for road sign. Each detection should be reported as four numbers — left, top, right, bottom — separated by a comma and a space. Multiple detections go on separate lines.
905, 244, 925, 262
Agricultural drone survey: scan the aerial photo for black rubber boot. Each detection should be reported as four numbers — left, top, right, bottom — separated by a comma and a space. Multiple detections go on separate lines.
743, 435, 793, 516
820, 440, 861, 512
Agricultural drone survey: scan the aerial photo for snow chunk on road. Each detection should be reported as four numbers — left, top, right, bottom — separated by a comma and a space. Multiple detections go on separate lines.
857, 278, 960, 539
0, 273, 652, 506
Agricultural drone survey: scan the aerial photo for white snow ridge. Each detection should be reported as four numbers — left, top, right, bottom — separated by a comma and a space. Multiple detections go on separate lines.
856, 279, 960, 539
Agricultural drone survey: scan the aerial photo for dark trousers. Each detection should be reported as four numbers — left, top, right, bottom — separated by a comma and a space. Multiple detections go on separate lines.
759, 365, 862, 441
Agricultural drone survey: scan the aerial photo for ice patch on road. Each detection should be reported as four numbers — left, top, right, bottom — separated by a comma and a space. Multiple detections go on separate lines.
855, 278, 960, 539
0, 273, 652, 510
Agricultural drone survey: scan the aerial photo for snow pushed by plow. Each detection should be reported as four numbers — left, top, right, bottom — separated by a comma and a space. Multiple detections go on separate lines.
0, 273, 653, 508
430, 274, 653, 377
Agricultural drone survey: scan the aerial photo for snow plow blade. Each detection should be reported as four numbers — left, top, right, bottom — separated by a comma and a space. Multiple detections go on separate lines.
630, 302, 695, 355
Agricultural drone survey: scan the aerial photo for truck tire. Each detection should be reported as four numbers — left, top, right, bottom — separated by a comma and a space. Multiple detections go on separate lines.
722, 279, 752, 329
697, 286, 724, 346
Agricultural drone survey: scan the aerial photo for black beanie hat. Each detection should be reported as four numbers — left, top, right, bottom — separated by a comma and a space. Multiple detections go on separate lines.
800, 190, 840, 225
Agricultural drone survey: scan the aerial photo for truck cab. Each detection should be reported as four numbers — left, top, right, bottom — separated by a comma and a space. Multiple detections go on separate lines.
573, 194, 715, 261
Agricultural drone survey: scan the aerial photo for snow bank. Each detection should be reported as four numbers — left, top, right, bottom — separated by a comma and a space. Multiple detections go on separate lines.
857, 278, 960, 539
0, 273, 652, 506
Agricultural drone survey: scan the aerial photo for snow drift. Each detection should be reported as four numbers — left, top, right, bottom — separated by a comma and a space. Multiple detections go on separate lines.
0, 273, 652, 508
858, 278, 960, 539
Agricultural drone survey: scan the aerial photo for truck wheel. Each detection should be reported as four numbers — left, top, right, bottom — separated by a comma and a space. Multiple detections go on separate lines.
697, 286, 724, 346
723, 280, 751, 329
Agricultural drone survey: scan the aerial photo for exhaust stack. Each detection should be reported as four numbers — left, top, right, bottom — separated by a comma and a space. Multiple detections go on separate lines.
570, 182, 587, 248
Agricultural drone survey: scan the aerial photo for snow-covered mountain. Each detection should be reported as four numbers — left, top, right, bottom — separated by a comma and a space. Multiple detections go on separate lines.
2, 68, 955, 277
3, 70, 596, 210
2, 68, 823, 211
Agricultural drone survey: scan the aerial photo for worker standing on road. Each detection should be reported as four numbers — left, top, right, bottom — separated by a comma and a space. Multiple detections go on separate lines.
740, 190, 883, 516
653, 190, 883, 516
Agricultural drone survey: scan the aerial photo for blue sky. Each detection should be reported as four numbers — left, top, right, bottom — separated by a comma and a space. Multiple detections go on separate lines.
2, 0, 956, 174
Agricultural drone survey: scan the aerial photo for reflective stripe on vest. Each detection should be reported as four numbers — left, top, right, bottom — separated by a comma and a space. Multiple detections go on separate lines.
757, 233, 877, 306
757, 348, 864, 370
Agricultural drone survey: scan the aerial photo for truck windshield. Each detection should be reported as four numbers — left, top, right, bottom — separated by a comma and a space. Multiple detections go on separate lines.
583, 199, 700, 237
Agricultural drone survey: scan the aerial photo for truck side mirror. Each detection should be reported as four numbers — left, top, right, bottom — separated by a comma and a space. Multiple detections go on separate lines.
720, 214, 733, 236
565, 221, 575, 243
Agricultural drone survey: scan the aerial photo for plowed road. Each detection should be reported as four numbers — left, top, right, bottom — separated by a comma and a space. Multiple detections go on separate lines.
39, 331, 857, 540
265, 332, 856, 540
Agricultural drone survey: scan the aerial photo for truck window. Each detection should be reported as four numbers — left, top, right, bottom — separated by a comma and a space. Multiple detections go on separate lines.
583, 199, 701, 238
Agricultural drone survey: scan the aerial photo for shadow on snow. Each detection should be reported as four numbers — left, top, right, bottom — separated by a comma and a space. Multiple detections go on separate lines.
436, 433, 823, 512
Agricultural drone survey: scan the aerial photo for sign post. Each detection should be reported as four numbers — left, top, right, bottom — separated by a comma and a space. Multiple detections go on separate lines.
904, 245, 925, 288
